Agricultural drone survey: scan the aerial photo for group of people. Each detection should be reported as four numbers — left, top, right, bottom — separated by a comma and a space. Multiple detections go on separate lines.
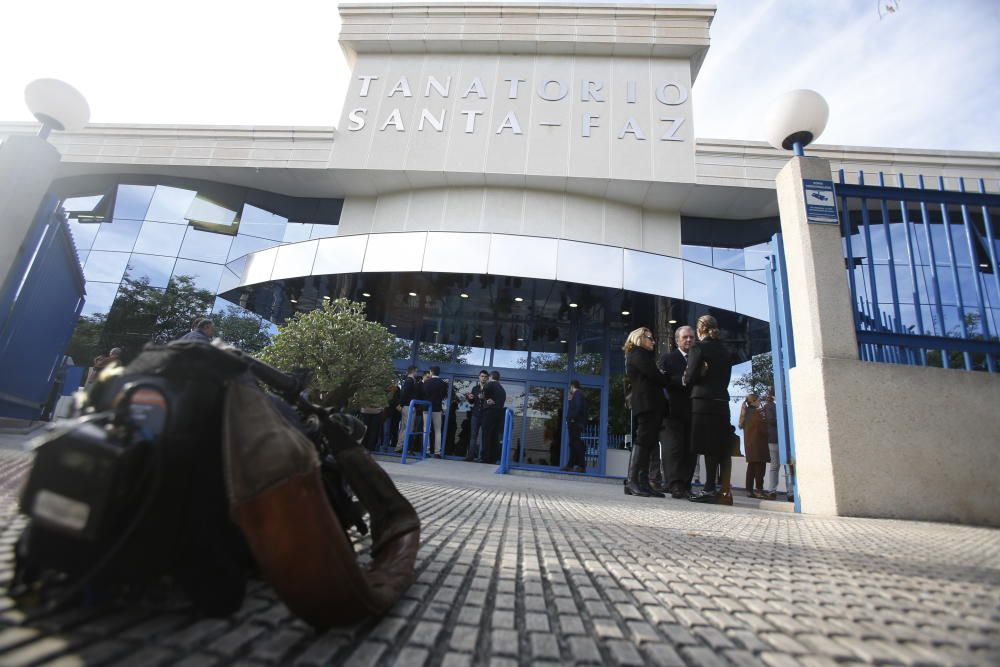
624, 314, 792, 506
738, 389, 792, 500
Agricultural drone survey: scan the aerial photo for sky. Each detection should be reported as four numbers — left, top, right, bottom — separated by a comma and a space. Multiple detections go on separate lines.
0, 0, 997, 153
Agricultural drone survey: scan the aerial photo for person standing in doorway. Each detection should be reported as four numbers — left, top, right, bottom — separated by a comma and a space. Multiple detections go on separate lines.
464, 370, 490, 461
423, 366, 449, 458
686, 315, 735, 506
659, 325, 695, 498
482, 371, 506, 464
739, 392, 770, 498
563, 380, 588, 473
395, 366, 419, 453
761, 387, 791, 501
623, 327, 670, 498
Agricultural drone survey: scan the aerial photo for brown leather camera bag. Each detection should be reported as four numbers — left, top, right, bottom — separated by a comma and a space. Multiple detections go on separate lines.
222, 380, 420, 628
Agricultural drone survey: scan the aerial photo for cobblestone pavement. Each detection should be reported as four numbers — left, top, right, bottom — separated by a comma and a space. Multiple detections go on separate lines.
0, 450, 998, 666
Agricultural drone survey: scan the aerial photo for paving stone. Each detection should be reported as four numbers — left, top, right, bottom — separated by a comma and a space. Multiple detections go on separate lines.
449, 624, 479, 652
490, 629, 518, 657
42, 639, 132, 667
607, 638, 646, 666
559, 614, 587, 635
164, 618, 230, 652
680, 645, 732, 667
529, 632, 560, 660
293, 631, 349, 666
643, 642, 685, 666
208, 623, 267, 656
252, 627, 306, 664
170, 654, 221, 667
441, 652, 473, 667
342, 640, 387, 667
106, 646, 179, 667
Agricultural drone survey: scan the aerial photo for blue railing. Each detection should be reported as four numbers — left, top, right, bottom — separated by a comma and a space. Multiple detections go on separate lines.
398, 400, 432, 464
836, 171, 1000, 372
494, 408, 515, 475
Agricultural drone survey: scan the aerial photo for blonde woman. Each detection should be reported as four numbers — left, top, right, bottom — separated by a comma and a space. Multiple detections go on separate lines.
623, 327, 670, 497
684, 315, 735, 506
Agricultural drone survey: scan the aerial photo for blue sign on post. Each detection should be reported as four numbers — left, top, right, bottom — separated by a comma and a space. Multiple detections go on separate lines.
802, 179, 839, 225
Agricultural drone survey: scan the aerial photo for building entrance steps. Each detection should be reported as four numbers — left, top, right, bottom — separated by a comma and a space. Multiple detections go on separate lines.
0, 448, 998, 665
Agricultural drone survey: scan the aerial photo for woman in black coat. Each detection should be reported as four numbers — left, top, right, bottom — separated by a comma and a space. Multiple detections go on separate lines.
684, 315, 735, 505
624, 326, 670, 497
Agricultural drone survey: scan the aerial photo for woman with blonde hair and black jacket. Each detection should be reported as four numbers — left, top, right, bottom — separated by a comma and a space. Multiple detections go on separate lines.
623, 326, 670, 497
685, 315, 735, 506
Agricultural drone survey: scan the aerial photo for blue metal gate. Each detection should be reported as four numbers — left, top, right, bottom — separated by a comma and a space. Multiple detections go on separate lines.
0, 194, 86, 420
765, 233, 798, 510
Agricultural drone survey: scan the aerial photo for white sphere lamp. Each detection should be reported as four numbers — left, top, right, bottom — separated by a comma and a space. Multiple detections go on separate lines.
24, 78, 90, 140
765, 89, 829, 156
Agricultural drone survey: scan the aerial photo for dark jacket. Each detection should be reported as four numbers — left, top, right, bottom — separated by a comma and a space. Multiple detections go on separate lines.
567, 389, 586, 424
625, 347, 669, 415
683, 338, 733, 404
422, 376, 448, 412
467, 383, 487, 416
484, 380, 506, 411
659, 348, 691, 421
398, 376, 418, 406
762, 399, 779, 443
179, 329, 211, 343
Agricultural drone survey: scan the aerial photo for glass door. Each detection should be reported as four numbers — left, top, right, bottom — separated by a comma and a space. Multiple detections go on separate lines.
519, 384, 566, 469
447, 376, 479, 459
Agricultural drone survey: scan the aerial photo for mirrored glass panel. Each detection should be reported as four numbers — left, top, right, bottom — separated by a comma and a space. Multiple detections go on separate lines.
125, 254, 176, 288
172, 259, 224, 294
557, 240, 623, 289
309, 224, 339, 240
63, 195, 105, 213
283, 223, 313, 243
80, 281, 119, 316
113, 185, 155, 220
91, 219, 142, 252
178, 228, 234, 263
239, 204, 287, 240
683, 261, 735, 311
273, 241, 318, 280
423, 232, 490, 275
712, 247, 744, 271
187, 196, 238, 229
84, 251, 130, 283
133, 221, 187, 256
228, 234, 280, 262
522, 385, 565, 467
145, 185, 197, 224
313, 235, 367, 275
488, 235, 557, 281
734, 275, 768, 322
681, 244, 712, 265
77, 250, 89, 267
217, 268, 242, 294
68, 219, 100, 252
243, 247, 278, 285
363, 232, 426, 273
623, 250, 683, 299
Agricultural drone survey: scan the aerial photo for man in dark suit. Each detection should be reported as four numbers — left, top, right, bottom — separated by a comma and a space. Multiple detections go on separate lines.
422, 366, 449, 457
563, 379, 587, 472
659, 325, 696, 498
482, 371, 507, 464
395, 366, 419, 452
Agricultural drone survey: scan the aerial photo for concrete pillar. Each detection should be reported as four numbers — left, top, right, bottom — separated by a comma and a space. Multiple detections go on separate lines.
775, 155, 858, 517
0, 135, 62, 296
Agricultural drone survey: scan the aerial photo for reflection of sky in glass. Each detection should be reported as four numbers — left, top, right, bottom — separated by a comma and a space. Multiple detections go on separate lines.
283, 223, 313, 243
492, 349, 528, 370
84, 251, 131, 283
91, 219, 142, 252
712, 247, 744, 271
172, 259, 224, 293
187, 196, 237, 227
133, 221, 187, 256
178, 228, 234, 263
68, 219, 100, 251
310, 224, 339, 240
63, 194, 104, 212
228, 234, 279, 262
457, 346, 488, 367
146, 185, 197, 224
240, 204, 287, 241
681, 244, 712, 265
113, 185, 155, 220
125, 254, 176, 288
77, 250, 89, 267
80, 282, 119, 316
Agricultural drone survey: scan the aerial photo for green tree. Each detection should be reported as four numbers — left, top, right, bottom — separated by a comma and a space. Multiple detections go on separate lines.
259, 298, 396, 410
211, 305, 273, 355
735, 352, 773, 397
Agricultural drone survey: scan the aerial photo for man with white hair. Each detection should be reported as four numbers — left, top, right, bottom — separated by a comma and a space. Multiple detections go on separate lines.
658, 325, 696, 498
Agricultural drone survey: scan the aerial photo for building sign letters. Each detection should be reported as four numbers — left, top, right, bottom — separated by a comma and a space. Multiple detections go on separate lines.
346, 74, 688, 141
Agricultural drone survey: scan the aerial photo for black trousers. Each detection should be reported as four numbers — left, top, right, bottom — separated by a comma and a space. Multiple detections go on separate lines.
629, 408, 663, 485
567, 422, 586, 468
482, 408, 503, 463
659, 416, 694, 491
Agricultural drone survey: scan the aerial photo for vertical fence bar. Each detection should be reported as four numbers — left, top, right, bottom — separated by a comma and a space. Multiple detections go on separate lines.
857, 173, 882, 338
897, 174, 927, 364
979, 179, 1000, 372
958, 178, 995, 372
918, 175, 950, 367
838, 170, 862, 334
937, 177, 973, 370
495, 408, 515, 475
877, 173, 904, 333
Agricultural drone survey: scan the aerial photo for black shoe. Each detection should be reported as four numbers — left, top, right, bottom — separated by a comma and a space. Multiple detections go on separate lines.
689, 490, 718, 503
642, 486, 666, 498
626, 480, 651, 497
671, 489, 687, 499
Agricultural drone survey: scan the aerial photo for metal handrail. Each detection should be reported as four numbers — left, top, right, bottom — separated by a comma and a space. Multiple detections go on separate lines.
399, 399, 432, 464
494, 408, 515, 475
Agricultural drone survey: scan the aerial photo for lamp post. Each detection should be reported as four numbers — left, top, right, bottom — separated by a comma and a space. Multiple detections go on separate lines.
24, 78, 91, 140
764, 89, 829, 157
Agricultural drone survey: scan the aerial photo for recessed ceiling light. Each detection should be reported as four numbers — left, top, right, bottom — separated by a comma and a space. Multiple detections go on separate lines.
517, 337, 524, 342
981, 263, 990, 268
621, 310, 630, 316
408, 292, 417, 297
514, 297, 523, 302
560, 340, 567, 344
475, 334, 481, 338
390, 324, 397, 328
460, 293, 469, 298
569, 302, 578, 308
433, 330, 439, 334
362, 292, 371, 297
322, 295, 330, 300
668, 319, 677, 324
289, 299, 298, 304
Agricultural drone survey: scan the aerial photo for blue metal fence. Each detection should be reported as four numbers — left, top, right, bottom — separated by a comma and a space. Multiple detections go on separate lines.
836, 171, 1000, 372
495, 409, 515, 475
766, 233, 799, 511
398, 400, 432, 464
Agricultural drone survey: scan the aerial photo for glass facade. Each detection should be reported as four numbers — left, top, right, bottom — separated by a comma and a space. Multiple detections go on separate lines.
55, 176, 343, 319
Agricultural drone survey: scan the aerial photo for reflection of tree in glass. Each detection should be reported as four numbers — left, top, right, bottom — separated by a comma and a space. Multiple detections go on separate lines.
735, 352, 773, 397
393, 337, 413, 360
261, 298, 396, 410
926, 312, 997, 370
607, 374, 630, 437
210, 306, 272, 355
524, 353, 568, 372
574, 352, 603, 375
416, 342, 473, 364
